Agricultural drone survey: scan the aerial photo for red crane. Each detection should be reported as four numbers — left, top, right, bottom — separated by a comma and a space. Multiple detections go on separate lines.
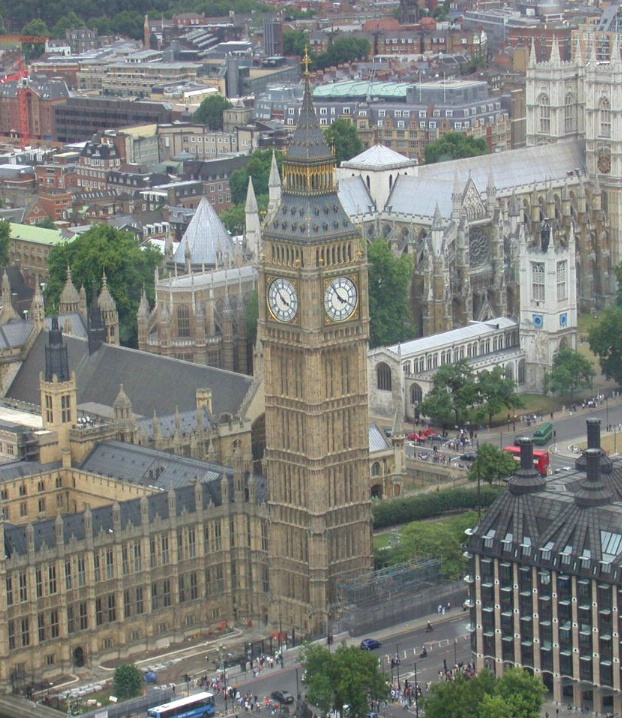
0, 59, 31, 147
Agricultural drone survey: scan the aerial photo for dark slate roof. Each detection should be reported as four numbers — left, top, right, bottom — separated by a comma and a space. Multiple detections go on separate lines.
0, 460, 62, 481
263, 189, 359, 245
2, 441, 269, 557
468, 435, 622, 584
0, 320, 34, 349
6, 332, 252, 419
286, 78, 333, 163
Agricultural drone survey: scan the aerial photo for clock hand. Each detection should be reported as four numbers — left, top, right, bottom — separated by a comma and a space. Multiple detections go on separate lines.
278, 289, 290, 308
335, 289, 347, 304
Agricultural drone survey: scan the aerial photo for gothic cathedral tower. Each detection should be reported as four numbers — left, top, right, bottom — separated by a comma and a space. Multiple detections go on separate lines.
258, 58, 374, 635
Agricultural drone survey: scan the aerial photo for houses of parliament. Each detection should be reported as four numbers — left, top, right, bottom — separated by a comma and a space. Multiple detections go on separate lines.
0, 70, 375, 694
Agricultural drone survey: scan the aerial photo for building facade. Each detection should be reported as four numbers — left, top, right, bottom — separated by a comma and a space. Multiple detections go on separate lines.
467, 425, 622, 715
258, 69, 374, 635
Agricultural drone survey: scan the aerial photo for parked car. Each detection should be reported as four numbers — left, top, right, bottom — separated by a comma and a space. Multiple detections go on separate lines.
428, 434, 446, 442
271, 691, 295, 705
460, 453, 478, 462
359, 638, 382, 650
407, 432, 427, 442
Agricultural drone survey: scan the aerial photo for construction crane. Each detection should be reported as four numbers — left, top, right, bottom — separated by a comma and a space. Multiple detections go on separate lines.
0, 59, 31, 147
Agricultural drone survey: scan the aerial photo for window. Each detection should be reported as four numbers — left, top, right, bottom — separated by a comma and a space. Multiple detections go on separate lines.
531, 262, 545, 302
564, 93, 575, 134
77, 557, 86, 587
48, 566, 57, 594
538, 93, 550, 134
65, 561, 72, 590
67, 606, 75, 634
557, 260, 567, 301
61, 394, 71, 423
600, 97, 611, 138
376, 363, 392, 391
19, 571, 27, 602
177, 305, 190, 338
50, 610, 59, 638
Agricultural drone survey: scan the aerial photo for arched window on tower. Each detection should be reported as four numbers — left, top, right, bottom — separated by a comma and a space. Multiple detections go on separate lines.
564, 93, 575, 134
538, 93, 550, 134
377, 363, 392, 391
599, 97, 611, 138
177, 305, 191, 338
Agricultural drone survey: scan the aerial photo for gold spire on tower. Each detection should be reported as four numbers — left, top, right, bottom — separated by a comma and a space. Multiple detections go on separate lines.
303, 45, 311, 77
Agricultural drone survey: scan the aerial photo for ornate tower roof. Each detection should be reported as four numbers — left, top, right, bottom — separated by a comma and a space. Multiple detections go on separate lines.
44, 317, 70, 382
262, 58, 358, 245
171, 197, 233, 271
59, 267, 80, 313
98, 273, 117, 313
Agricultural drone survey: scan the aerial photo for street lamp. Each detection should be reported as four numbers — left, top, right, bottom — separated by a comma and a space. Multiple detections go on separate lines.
413, 662, 419, 718
395, 644, 401, 689
453, 639, 458, 668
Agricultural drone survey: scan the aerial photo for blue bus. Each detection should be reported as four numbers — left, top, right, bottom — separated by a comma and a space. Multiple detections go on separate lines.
148, 692, 216, 718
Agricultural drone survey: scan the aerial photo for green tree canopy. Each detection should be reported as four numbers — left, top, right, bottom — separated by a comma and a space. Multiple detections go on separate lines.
367, 240, 416, 348
109, 10, 145, 40
323, 119, 363, 165
474, 367, 524, 428
423, 668, 545, 718
193, 94, 234, 130
314, 36, 370, 70
36, 217, 57, 230
21, 18, 49, 36
51, 11, 85, 39
113, 663, 143, 700
303, 643, 388, 718
383, 510, 480, 579
46, 225, 162, 346
419, 359, 478, 427
228, 149, 283, 205
283, 29, 308, 57
468, 443, 517, 485
545, 346, 595, 402
589, 307, 622, 385
425, 132, 488, 164
0, 220, 10, 267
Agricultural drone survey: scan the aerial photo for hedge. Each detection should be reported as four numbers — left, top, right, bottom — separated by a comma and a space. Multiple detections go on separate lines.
372, 486, 504, 529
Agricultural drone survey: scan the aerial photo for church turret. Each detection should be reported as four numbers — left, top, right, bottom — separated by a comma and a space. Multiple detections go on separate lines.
30, 278, 45, 329
59, 267, 80, 315
78, 285, 87, 317
137, 287, 150, 351
113, 383, 136, 442
0, 271, 18, 323
39, 318, 77, 463
87, 288, 106, 355
244, 176, 261, 260
98, 273, 120, 345
267, 150, 281, 221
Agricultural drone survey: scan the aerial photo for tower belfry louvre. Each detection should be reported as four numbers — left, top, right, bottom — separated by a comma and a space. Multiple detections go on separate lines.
258, 52, 374, 634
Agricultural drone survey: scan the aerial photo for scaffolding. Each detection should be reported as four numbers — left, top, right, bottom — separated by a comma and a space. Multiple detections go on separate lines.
337, 557, 443, 608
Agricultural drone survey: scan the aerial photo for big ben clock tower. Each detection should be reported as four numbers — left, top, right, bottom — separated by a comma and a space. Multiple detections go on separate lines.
259, 54, 373, 635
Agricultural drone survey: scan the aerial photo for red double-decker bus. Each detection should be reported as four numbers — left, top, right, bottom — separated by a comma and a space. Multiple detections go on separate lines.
503, 446, 550, 477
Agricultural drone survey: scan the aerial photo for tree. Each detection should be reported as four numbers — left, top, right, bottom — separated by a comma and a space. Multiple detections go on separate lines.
425, 132, 488, 164
283, 29, 308, 57
45, 225, 162, 346
113, 663, 142, 700
423, 671, 497, 718
36, 217, 57, 230
423, 668, 545, 718
314, 36, 370, 70
21, 18, 49, 36
0, 220, 9, 267
419, 360, 477, 427
367, 240, 416, 348
545, 346, 595, 402
303, 643, 388, 718
323, 119, 363, 165
385, 511, 480, 579
589, 307, 622, 386
52, 11, 85, 39
228, 149, 283, 205
474, 367, 524, 428
193, 94, 234, 130
109, 10, 145, 40
468, 443, 517, 485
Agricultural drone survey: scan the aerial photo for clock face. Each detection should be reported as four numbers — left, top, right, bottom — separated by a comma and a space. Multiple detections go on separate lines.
268, 277, 298, 323
324, 277, 358, 322
598, 151, 611, 174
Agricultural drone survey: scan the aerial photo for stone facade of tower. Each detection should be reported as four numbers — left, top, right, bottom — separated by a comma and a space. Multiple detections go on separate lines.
258, 70, 374, 635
